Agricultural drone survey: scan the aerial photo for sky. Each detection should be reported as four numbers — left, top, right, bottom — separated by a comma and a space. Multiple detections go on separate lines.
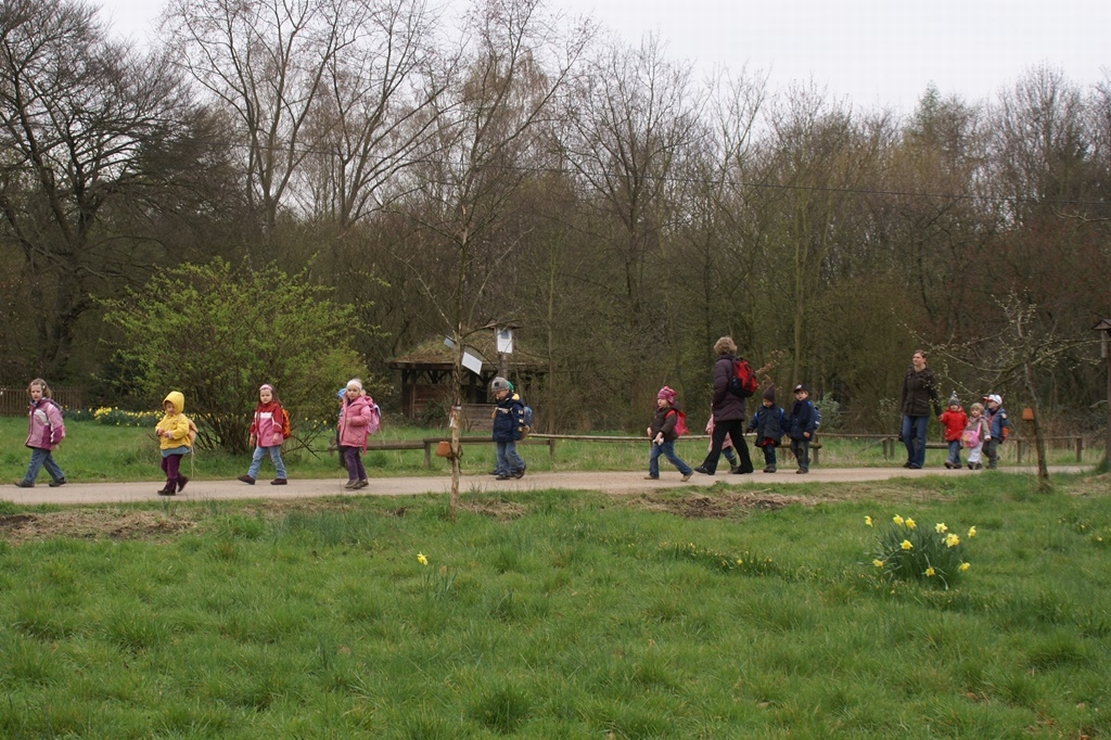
96, 0, 1109, 115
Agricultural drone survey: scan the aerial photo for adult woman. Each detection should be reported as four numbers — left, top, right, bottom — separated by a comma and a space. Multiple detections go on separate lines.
900, 349, 940, 469
695, 336, 754, 475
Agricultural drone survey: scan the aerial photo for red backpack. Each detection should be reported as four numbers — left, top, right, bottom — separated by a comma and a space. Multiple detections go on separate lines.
668, 409, 688, 437
728, 358, 758, 398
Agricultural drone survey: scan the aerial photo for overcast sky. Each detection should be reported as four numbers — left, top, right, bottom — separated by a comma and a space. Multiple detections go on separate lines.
97, 0, 1109, 115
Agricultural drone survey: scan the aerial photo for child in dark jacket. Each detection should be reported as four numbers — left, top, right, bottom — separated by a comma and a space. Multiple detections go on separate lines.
938, 392, 968, 470
786, 384, 820, 474
746, 385, 787, 473
645, 386, 693, 481
491, 376, 527, 480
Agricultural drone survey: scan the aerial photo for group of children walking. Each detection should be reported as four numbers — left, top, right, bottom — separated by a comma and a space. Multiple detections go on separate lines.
937, 392, 1010, 470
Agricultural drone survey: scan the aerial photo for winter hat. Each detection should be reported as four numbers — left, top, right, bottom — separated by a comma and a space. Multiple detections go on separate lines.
491, 377, 511, 393
336, 387, 347, 400
346, 378, 363, 392
947, 392, 960, 407
762, 385, 776, 402
793, 383, 809, 394
260, 383, 274, 393
657, 386, 677, 405
983, 393, 1002, 405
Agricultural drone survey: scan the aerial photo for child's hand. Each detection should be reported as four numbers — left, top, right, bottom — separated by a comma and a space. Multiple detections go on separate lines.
646, 427, 652, 437
803, 432, 810, 439
654, 433, 664, 445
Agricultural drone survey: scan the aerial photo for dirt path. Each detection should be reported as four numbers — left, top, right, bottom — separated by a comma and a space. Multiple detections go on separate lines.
3, 465, 1091, 506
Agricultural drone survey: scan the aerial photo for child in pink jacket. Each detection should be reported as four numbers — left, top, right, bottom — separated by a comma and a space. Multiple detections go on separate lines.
17, 378, 66, 488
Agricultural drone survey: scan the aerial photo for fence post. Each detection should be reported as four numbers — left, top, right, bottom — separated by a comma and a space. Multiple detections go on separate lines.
1076, 436, 1083, 463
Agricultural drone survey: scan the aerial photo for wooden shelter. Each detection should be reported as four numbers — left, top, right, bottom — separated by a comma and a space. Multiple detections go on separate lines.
389, 334, 546, 427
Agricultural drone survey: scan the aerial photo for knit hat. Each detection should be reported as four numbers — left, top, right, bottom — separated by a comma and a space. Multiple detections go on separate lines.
762, 385, 776, 402
947, 391, 960, 407
657, 386, 677, 405
491, 377, 511, 393
260, 383, 274, 393
346, 378, 363, 392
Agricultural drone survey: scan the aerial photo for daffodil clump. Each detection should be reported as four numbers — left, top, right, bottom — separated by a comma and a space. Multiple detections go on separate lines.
865, 514, 976, 589
70, 407, 161, 427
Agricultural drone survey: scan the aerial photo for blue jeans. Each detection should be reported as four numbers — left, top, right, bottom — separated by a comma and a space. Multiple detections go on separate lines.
648, 440, 692, 478
901, 415, 929, 468
22, 447, 64, 485
248, 445, 287, 479
946, 440, 962, 466
495, 441, 525, 475
758, 443, 778, 468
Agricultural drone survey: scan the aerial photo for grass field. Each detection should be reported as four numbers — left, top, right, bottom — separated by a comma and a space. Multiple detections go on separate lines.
1, 416, 1109, 738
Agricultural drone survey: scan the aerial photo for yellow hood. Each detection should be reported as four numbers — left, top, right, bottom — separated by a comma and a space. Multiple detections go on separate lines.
163, 391, 185, 415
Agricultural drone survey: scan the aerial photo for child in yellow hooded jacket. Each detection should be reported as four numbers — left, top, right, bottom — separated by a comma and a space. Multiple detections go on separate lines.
155, 391, 193, 495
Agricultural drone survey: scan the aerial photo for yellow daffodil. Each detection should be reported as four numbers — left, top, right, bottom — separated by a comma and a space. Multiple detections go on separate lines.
417, 552, 428, 565
945, 533, 960, 548
893, 515, 904, 526
872, 559, 884, 568
900, 540, 913, 550
925, 567, 935, 577
968, 526, 977, 538
935, 522, 947, 533
959, 562, 971, 571
864, 516, 873, 527
905, 518, 917, 529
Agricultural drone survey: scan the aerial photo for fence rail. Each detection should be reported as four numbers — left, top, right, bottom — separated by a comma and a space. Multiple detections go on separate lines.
0, 386, 85, 416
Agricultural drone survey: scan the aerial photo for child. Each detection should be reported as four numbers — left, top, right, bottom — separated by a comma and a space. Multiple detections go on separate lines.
16, 378, 66, 488
938, 392, 969, 469
490, 376, 526, 480
963, 402, 991, 470
747, 385, 787, 473
705, 415, 740, 472
237, 383, 288, 485
154, 391, 193, 495
982, 393, 1010, 469
646, 386, 694, 481
786, 383, 820, 474
337, 379, 374, 489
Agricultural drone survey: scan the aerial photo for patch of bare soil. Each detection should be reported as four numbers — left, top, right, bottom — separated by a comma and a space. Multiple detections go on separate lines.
630, 490, 824, 519
0, 510, 197, 544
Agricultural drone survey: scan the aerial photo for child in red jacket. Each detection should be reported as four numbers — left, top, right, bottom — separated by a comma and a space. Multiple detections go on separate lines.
938, 392, 969, 469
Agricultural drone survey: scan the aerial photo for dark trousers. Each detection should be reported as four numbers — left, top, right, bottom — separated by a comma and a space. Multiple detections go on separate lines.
700, 418, 753, 474
790, 438, 810, 471
161, 453, 183, 486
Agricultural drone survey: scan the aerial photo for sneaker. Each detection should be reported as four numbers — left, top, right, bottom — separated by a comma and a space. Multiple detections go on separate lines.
967, 462, 975, 470
176, 475, 189, 492
644, 475, 659, 480
343, 479, 359, 489
694, 466, 713, 476
354, 479, 369, 489
976, 463, 985, 470
271, 478, 288, 485
943, 462, 954, 469
157, 486, 176, 496
237, 475, 256, 485
512, 469, 525, 479
495, 474, 511, 481
49, 478, 66, 487
796, 468, 809, 474
728, 466, 741, 474
903, 462, 913, 468
488, 470, 500, 476
680, 472, 693, 482
763, 466, 776, 473
15, 481, 33, 488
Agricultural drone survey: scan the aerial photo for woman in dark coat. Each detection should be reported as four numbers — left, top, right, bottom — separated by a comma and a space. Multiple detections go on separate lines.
900, 349, 940, 469
695, 336, 754, 475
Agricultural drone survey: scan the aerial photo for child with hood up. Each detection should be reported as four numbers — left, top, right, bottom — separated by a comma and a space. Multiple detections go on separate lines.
155, 391, 193, 495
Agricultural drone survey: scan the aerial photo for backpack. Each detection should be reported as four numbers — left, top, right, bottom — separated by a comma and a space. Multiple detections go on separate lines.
280, 407, 292, 439
365, 399, 381, 437
518, 405, 533, 439
668, 409, 688, 437
183, 415, 198, 446
728, 358, 758, 398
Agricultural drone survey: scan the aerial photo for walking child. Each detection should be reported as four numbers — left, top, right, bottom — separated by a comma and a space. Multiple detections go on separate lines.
16, 378, 66, 488
646, 386, 694, 481
747, 385, 787, 473
237, 383, 289, 485
786, 384, 820, 474
938, 392, 969, 469
705, 414, 739, 472
154, 391, 193, 496
337, 379, 374, 489
982, 394, 1010, 469
963, 402, 991, 470
490, 376, 527, 480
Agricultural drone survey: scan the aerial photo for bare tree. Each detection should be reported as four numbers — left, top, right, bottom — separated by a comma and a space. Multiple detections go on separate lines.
0, 0, 205, 378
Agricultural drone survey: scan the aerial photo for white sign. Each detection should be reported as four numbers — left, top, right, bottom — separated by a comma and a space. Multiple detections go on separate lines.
496, 328, 514, 354
461, 350, 483, 376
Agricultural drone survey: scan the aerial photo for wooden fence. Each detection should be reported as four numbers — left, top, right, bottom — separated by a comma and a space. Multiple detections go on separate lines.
0, 386, 85, 416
